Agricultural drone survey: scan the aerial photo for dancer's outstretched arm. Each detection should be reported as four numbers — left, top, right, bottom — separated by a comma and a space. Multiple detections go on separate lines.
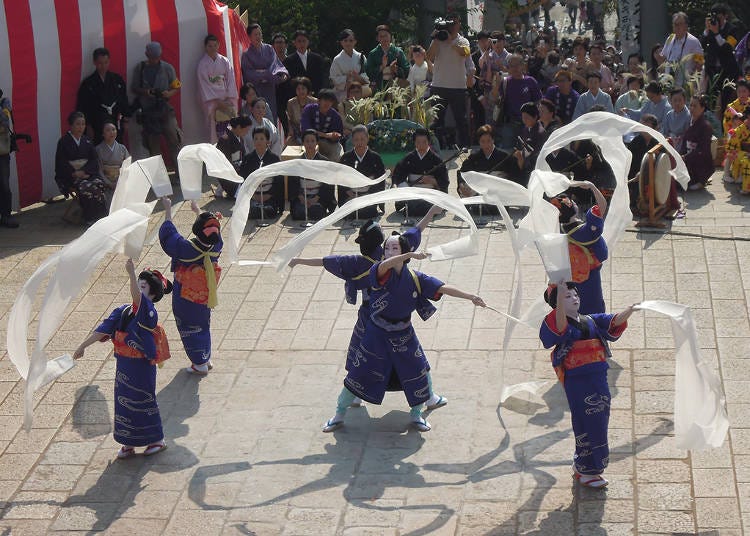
438, 284, 485, 307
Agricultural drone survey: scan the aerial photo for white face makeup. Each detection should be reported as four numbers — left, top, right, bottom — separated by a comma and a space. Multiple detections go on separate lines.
383, 236, 403, 259
137, 279, 151, 298
561, 287, 580, 316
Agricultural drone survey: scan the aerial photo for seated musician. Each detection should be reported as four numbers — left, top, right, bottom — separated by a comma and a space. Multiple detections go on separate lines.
95, 122, 130, 190
567, 105, 617, 205
215, 115, 252, 198
338, 124, 386, 219
624, 114, 659, 208
392, 128, 449, 217
54, 111, 108, 225
239, 126, 284, 219
288, 129, 337, 221
458, 125, 515, 215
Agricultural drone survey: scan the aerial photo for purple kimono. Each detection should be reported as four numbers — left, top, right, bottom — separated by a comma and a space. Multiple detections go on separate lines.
241, 43, 288, 120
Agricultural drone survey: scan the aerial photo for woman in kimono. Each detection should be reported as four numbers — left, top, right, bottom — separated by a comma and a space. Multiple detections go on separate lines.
288, 130, 337, 221
241, 23, 288, 120
540, 282, 635, 488
320, 232, 486, 432
289, 207, 444, 428
73, 258, 172, 459
159, 197, 222, 375
95, 122, 130, 190
285, 77, 317, 145
549, 181, 608, 315
681, 94, 715, 191
54, 111, 108, 225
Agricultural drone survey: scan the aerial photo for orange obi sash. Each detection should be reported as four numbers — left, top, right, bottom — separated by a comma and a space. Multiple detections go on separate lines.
569, 242, 602, 283
174, 263, 222, 305
552, 338, 607, 383
113, 324, 171, 366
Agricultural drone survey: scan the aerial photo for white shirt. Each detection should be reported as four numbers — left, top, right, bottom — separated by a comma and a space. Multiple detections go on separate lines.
661, 32, 703, 84
297, 50, 308, 70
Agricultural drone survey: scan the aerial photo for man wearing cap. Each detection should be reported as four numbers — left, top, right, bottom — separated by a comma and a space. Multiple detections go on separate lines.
132, 42, 182, 171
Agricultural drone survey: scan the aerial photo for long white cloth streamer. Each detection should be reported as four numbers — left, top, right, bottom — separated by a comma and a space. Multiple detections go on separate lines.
225, 159, 388, 264
177, 143, 245, 200
634, 301, 729, 450
7, 203, 154, 430
270, 187, 478, 271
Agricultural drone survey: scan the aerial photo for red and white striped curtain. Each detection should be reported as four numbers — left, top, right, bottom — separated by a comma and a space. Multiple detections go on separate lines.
0, 0, 249, 209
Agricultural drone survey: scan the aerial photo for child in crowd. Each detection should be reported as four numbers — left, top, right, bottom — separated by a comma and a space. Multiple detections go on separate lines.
407, 46, 432, 92
661, 88, 690, 151
73, 258, 172, 459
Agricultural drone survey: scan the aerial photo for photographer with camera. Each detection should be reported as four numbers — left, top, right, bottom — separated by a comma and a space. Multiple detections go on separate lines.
132, 42, 182, 170
426, 14, 472, 148
0, 89, 18, 228
700, 3, 740, 114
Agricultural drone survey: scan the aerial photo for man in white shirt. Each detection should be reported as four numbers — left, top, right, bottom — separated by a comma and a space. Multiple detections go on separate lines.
659, 12, 704, 86
197, 34, 238, 143
427, 14, 472, 148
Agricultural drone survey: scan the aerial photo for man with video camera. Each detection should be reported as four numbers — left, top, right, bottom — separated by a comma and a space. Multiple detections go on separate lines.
426, 14, 471, 148
132, 42, 182, 172
700, 3, 741, 114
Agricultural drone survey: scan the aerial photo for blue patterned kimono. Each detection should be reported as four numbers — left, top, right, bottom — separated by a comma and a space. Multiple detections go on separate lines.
159, 221, 222, 366
566, 205, 608, 314
96, 296, 163, 447
344, 262, 443, 407
540, 310, 627, 475
322, 227, 422, 376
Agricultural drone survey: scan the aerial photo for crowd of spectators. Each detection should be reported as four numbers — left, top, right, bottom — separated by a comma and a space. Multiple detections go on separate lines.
1, 1, 749, 229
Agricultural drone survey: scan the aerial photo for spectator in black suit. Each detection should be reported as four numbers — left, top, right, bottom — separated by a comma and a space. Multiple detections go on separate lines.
240, 126, 285, 219
284, 30, 328, 96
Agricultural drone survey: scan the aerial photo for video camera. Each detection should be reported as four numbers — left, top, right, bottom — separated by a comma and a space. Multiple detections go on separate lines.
433, 18, 452, 41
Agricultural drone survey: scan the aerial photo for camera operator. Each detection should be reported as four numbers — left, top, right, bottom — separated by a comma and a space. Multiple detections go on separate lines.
132, 42, 182, 171
426, 14, 472, 148
700, 3, 741, 114
0, 90, 18, 228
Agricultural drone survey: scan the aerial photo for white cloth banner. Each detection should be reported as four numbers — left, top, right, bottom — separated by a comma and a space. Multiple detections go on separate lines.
634, 300, 729, 450
7, 204, 154, 430
270, 187, 479, 271
177, 143, 245, 200
225, 159, 388, 264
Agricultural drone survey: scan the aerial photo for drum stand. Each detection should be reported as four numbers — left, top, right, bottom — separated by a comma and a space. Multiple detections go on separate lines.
402, 199, 415, 227
635, 144, 668, 229
349, 191, 362, 229
300, 180, 313, 228
475, 201, 488, 227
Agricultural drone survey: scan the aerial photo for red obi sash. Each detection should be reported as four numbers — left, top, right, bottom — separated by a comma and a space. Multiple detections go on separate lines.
174, 264, 222, 304
112, 325, 171, 365
552, 338, 607, 383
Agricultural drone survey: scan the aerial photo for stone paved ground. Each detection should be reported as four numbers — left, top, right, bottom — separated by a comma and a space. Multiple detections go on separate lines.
1, 161, 749, 535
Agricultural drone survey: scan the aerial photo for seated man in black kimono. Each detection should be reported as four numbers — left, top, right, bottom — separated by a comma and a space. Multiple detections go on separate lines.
215, 115, 252, 198
392, 128, 449, 217
337, 124, 386, 219
288, 129, 337, 221
239, 126, 285, 219
457, 124, 515, 215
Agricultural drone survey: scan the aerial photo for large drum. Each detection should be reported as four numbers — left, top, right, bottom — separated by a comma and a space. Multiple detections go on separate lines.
638, 150, 672, 211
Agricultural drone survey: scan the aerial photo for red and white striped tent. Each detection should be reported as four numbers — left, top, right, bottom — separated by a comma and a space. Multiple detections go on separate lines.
1, 0, 249, 209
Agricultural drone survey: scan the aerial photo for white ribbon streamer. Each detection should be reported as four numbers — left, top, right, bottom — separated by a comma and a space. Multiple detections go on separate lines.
270, 187, 478, 271
634, 300, 729, 450
177, 143, 244, 200
500, 381, 550, 403
7, 204, 154, 430
225, 159, 388, 264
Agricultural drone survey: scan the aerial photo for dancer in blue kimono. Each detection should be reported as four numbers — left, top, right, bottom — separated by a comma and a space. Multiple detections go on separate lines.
318, 232, 485, 432
549, 180, 608, 314
289, 207, 446, 427
539, 281, 635, 488
73, 258, 172, 459
159, 197, 222, 375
